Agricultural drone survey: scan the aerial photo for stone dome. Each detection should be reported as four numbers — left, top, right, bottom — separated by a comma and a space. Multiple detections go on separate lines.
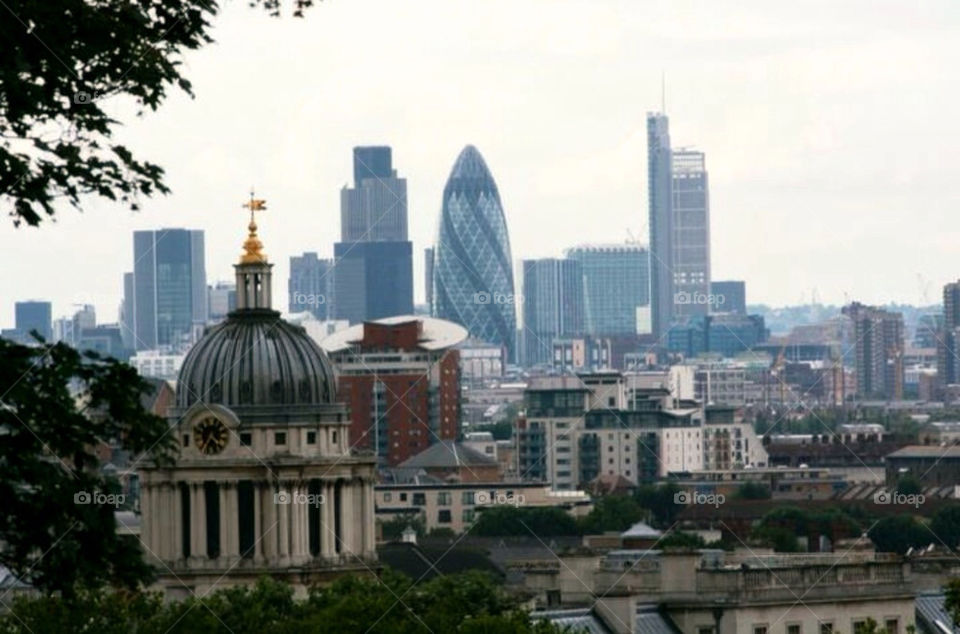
175, 309, 337, 410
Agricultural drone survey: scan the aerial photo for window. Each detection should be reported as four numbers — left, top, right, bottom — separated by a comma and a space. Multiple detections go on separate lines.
240, 432, 252, 446
412, 493, 426, 506
437, 492, 452, 506
462, 491, 475, 505
274, 432, 286, 445
819, 623, 833, 634
753, 627, 767, 634
787, 625, 801, 634
884, 619, 898, 634
182, 434, 190, 447
383, 492, 392, 502
400, 493, 407, 502
331, 430, 338, 444
437, 509, 451, 524
462, 509, 475, 523
306, 431, 316, 445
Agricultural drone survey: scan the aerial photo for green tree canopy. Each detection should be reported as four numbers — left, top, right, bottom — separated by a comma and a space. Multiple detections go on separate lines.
0, 338, 176, 595
577, 494, 646, 534
868, 515, 930, 555
471, 505, 579, 537
930, 505, 960, 550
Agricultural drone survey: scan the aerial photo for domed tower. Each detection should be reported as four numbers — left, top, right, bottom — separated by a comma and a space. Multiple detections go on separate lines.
139, 194, 378, 597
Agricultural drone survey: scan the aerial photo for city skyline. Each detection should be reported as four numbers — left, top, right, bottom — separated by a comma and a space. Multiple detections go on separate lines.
1, 1, 958, 327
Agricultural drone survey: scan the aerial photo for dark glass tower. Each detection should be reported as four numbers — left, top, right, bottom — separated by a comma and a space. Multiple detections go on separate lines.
521, 258, 584, 366
647, 113, 673, 340
432, 145, 517, 360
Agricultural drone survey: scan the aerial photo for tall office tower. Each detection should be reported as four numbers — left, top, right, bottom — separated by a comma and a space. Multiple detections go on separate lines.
424, 247, 435, 308
842, 302, 904, 400
671, 149, 711, 319
710, 280, 746, 315
938, 281, 960, 388
132, 229, 207, 350
333, 146, 414, 323
288, 252, 334, 320
521, 258, 585, 366
647, 113, 674, 339
432, 145, 517, 361
647, 113, 713, 338
14, 300, 52, 342
340, 146, 407, 242
564, 244, 649, 336
120, 272, 134, 349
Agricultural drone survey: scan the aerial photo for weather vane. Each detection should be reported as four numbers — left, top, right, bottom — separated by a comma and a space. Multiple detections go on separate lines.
240, 188, 268, 264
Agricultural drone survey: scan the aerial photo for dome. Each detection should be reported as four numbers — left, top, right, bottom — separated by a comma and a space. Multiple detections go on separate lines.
175, 309, 337, 410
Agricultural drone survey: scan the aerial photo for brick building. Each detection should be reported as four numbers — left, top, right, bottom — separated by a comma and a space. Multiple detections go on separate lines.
322, 316, 467, 466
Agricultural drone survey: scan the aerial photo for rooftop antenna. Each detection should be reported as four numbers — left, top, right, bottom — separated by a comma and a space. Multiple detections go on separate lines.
661, 71, 666, 113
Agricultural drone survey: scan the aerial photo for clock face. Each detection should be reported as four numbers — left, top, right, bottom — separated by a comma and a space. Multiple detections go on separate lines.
193, 417, 228, 455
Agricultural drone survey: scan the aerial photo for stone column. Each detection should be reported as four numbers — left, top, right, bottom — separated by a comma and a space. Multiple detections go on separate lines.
291, 483, 305, 562
172, 482, 183, 560
227, 483, 239, 559
253, 482, 263, 563
262, 482, 277, 561
140, 483, 153, 556
340, 478, 355, 557
320, 480, 333, 559
156, 484, 170, 561
192, 482, 207, 560
277, 480, 290, 564
364, 477, 376, 557
218, 483, 229, 562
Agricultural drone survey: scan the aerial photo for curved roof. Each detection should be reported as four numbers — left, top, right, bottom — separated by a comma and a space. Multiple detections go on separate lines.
320, 315, 468, 353
176, 309, 337, 411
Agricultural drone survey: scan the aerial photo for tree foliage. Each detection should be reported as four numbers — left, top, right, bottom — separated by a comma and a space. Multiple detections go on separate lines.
868, 515, 930, 555
471, 505, 579, 537
0, 338, 176, 595
0, 572, 564, 633
577, 494, 646, 534
633, 482, 682, 528
930, 505, 960, 550
733, 481, 772, 500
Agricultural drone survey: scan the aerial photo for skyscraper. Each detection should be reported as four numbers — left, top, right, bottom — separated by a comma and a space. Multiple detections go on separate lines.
432, 145, 517, 360
564, 244, 649, 337
424, 247, 435, 308
647, 113, 673, 339
647, 114, 712, 338
710, 280, 747, 315
938, 281, 960, 388
132, 229, 207, 350
288, 252, 334, 320
521, 258, 584, 366
333, 146, 414, 323
14, 300, 52, 342
671, 149, 711, 319
842, 302, 904, 400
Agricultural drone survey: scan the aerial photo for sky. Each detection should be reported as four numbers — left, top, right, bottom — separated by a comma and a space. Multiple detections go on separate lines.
2, 0, 959, 328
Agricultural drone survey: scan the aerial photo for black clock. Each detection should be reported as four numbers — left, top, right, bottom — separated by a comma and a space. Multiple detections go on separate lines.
193, 417, 228, 455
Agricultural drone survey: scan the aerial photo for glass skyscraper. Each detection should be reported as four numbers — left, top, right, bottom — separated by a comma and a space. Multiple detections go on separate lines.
14, 300, 52, 342
131, 229, 207, 350
564, 244, 649, 337
432, 145, 517, 360
647, 113, 674, 339
289, 252, 334, 320
521, 258, 584, 367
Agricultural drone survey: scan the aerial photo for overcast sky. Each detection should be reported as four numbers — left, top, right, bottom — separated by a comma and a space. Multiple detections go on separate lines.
2, 0, 959, 328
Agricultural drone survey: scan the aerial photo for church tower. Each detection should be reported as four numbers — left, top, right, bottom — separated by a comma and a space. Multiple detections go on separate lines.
139, 194, 378, 597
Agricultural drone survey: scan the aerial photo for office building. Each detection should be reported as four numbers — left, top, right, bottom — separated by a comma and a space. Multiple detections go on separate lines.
432, 145, 518, 360
842, 302, 904, 400
667, 314, 768, 359
938, 281, 960, 391
321, 316, 466, 466
564, 244, 649, 336
424, 247, 434, 308
207, 281, 236, 322
13, 300, 52, 342
334, 146, 414, 323
288, 253, 333, 320
521, 258, 584, 366
710, 280, 746, 315
131, 229, 207, 350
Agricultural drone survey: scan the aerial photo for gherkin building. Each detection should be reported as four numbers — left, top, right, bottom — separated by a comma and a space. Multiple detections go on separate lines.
431, 145, 517, 360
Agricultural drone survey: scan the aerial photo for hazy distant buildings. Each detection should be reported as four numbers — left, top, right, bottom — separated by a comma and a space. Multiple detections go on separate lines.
288, 252, 333, 320
646, 113, 712, 339
667, 313, 768, 359
130, 229, 207, 350
938, 281, 960, 390
14, 300, 52, 342
432, 145, 517, 360
711, 280, 746, 315
424, 247, 434, 308
207, 281, 236, 321
564, 244, 649, 336
520, 258, 584, 366
842, 302, 904, 400
333, 146, 413, 324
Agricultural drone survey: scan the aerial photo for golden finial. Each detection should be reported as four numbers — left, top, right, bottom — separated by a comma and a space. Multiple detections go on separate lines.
240, 190, 268, 264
